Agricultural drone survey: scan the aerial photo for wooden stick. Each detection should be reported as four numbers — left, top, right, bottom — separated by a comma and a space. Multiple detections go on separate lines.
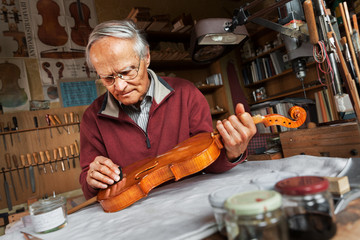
328, 31, 360, 121
67, 196, 97, 215
340, 3, 360, 83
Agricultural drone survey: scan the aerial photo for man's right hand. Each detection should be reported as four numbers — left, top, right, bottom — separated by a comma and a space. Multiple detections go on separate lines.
86, 156, 122, 189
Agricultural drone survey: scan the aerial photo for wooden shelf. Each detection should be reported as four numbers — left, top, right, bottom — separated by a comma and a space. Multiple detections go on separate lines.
197, 84, 223, 93
250, 84, 324, 105
242, 44, 285, 64
244, 61, 317, 88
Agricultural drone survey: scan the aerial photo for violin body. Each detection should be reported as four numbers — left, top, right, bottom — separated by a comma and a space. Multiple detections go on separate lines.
69, 1, 93, 47
37, 0, 68, 46
97, 132, 223, 212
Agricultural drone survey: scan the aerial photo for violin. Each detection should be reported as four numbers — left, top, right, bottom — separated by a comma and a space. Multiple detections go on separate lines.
69, 0, 93, 47
37, 0, 68, 46
68, 106, 306, 214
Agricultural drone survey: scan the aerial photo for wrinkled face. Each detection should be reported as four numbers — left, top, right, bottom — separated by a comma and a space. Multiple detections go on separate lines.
89, 37, 150, 106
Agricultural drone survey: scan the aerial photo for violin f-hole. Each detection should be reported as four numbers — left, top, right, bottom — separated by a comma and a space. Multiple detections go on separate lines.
134, 161, 159, 180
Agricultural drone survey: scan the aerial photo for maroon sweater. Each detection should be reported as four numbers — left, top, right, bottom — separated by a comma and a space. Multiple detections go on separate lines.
79, 70, 246, 199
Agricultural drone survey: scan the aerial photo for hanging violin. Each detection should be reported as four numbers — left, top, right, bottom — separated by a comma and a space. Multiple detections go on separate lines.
68, 106, 306, 214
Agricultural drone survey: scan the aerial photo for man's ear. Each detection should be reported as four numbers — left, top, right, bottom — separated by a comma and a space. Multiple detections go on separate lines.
145, 47, 150, 67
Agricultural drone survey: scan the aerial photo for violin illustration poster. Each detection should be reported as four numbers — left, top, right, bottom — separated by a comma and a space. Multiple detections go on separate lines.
0, 58, 31, 113
0, 0, 36, 58
39, 58, 97, 102
28, 0, 97, 59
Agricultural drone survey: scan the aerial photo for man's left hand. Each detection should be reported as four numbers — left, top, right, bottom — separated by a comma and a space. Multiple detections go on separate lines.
216, 103, 257, 161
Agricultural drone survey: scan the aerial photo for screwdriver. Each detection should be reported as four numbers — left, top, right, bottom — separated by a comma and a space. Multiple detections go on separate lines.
33, 117, 40, 145
45, 114, 53, 138
12, 117, 20, 142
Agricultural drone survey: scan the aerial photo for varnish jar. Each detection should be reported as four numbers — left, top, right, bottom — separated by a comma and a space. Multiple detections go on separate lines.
29, 196, 67, 233
224, 190, 288, 240
275, 176, 337, 240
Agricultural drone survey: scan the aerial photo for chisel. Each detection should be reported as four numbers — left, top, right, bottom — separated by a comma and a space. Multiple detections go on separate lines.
53, 149, 58, 172
45, 114, 53, 138
45, 150, 54, 173
12, 154, 24, 191
64, 146, 71, 170
0, 122, 6, 150
54, 114, 69, 134
5, 153, 17, 201
70, 144, 76, 168
57, 147, 66, 172
39, 151, 47, 174
33, 117, 40, 145
49, 115, 62, 134
70, 112, 76, 133
12, 117, 20, 142
26, 153, 36, 193
75, 114, 80, 132
32, 152, 41, 175
2, 167, 12, 211
20, 155, 29, 189
64, 113, 70, 134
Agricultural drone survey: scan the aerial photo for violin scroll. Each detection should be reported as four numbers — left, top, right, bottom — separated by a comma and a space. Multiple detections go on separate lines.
252, 106, 307, 129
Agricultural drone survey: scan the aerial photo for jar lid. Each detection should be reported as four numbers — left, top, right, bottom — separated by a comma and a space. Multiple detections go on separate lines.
30, 196, 66, 214
208, 184, 260, 208
275, 176, 329, 195
224, 190, 282, 216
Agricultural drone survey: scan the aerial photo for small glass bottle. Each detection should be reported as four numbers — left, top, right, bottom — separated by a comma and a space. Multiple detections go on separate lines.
224, 190, 288, 240
275, 176, 337, 240
29, 196, 67, 233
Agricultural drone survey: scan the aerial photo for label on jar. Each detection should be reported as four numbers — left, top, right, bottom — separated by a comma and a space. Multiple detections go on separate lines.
31, 207, 66, 233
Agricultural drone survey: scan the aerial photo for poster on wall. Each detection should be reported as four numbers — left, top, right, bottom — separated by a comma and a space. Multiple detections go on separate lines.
0, 58, 31, 113
0, 0, 36, 58
28, 0, 97, 102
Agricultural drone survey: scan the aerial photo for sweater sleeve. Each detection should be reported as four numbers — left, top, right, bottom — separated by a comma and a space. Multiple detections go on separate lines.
79, 103, 108, 199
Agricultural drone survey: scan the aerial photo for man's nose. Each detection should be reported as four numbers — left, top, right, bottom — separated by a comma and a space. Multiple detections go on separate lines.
113, 77, 127, 91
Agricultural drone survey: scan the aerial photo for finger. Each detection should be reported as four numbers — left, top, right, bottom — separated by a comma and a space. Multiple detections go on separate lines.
96, 157, 120, 175
87, 170, 108, 189
235, 103, 245, 116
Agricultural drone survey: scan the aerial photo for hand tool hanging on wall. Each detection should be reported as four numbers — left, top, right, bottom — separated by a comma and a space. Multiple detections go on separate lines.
12, 155, 24, 191
64, 146, 71, 170
45, 150, 54, 173
53, 148, 59, 172
57, 147, 66, 172
26, 153, 36, 193
70, 112, 76, 133
32, 152, 41, 175
70, 144, 76, 168
75, 114, 80, 132
63, 113, 70, 134
39, 151, 47, 174
6, 122, 13, 146
12, 117, 20, 142
20, 155, 29, 189
2, 167, 12, 211
74, 140, 80, 161
54, 114, 69, 134
5, 153, 17, 201
0, 122, 6, 150
45, 114, 53, 138
48, 115, 62, 134
33, 117, 40, 145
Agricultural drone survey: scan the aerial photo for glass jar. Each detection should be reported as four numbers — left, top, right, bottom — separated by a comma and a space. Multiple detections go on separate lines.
224, 190, 288, 240
208, 184, 260, 236
29, 196, 67, 233
275, 176, 337, 240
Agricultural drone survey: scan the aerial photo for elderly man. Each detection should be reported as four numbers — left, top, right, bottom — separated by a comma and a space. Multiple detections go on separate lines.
80, 19, 256, 199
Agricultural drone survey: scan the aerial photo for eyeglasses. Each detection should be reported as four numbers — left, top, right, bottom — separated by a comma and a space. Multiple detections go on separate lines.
97, 58, 141, 86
